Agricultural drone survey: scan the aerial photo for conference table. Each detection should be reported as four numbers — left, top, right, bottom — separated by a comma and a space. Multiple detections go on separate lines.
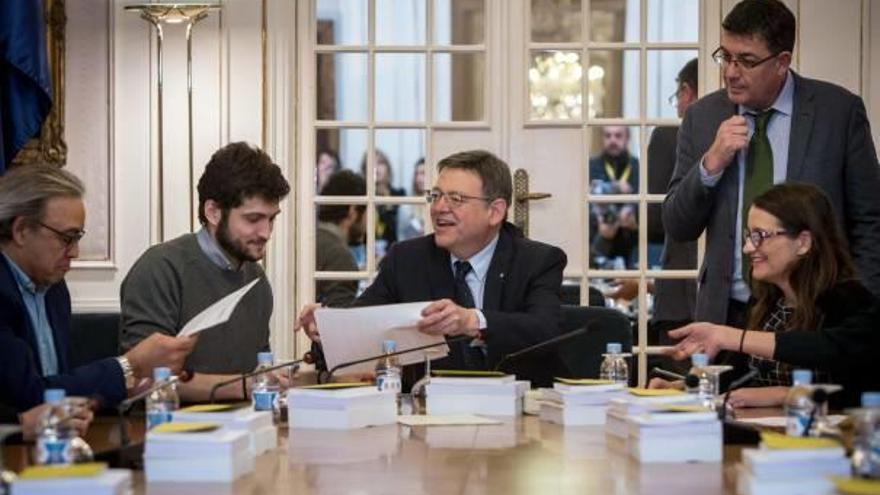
5, 409, 773, 494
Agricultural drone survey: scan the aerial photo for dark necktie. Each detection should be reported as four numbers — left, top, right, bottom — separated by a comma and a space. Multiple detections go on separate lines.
742, 109, 775, 281
452, 260, 484, 369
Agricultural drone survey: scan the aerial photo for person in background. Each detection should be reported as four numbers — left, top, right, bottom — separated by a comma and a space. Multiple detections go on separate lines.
362, 150, 405, 251
0, 165, 195, 416
316, 149, 341, 193
398, 158, 427, 241
655, 183, 880, 409
316, 170, 367, 307
590, 125, 639, 269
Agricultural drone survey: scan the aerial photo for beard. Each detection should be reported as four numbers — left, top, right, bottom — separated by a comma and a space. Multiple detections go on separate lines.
216, 212, 261, 263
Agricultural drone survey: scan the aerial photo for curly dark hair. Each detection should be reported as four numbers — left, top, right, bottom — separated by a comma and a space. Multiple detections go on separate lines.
318, 169, 366, 223
197, 142, 290, 224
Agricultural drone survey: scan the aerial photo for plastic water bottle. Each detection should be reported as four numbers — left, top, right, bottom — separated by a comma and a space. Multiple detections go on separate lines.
599, 342, 629, 385
35, 389, 73, 465
375, 340, 402, 397
689, 353, 714, 409
852, 392, 880, 478
252, 352, 280, 412
784, 369, 814, 437
146, 367, 179, 430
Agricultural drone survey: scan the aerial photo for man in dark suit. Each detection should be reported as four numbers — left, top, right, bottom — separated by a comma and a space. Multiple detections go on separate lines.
0, 165, 194, 415
298, 150, 567, 386
663, 0, 880, 327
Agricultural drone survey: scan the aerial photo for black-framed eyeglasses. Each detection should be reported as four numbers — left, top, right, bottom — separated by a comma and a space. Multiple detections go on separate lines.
712, 47, 779, 70
38, 221, 85, 248
426, 190, 492, 209
743, 228, 789, 248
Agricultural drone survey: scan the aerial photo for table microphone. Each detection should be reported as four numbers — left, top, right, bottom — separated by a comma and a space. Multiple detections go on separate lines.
322, 335, 471, 383
718, 368, 759, 421
208, 358, 304, 404
493, 326, 591, 372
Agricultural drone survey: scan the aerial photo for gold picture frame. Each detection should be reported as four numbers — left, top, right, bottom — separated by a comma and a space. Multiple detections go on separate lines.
12, 0, 67, 167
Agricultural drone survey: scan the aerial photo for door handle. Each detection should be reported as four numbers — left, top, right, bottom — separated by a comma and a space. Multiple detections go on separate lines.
513, 169, 552, 237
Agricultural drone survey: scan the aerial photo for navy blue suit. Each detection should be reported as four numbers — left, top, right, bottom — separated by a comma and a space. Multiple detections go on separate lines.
0, 255, 125, 412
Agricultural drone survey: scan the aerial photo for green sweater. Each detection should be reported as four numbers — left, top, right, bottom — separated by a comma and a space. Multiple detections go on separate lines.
119, 233, 272, 374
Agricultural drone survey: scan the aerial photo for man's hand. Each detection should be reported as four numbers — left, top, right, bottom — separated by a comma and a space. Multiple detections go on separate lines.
124, 333, 197, 380
417, 299, 481, 338
619, 206, 637, 229
597, 216, 620, 240
665, 322, 741, 361
703, 115, 749, 175
295, 303, 322, 343
647, 377, 684, 390
19, 402, 94, 440
727, 386, 789, 408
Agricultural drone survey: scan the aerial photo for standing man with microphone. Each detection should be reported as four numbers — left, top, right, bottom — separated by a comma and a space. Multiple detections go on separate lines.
296, 150, 567, 387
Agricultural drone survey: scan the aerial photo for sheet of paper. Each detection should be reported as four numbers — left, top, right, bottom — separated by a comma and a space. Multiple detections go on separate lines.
397, 414, 502, 426
315, 302, 449, 374
177, 278, 260, 338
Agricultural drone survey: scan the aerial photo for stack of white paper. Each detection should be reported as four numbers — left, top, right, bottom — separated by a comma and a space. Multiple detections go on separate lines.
144, 427, 254, 482
287, 385, 397, 429
736, 435, 849, 495
626, 407, 722, 463
605, 389, 701, 440
174, 404, 277, 456
12, 466, 131, 495
425, 374, 530, 416
539, 380, 627, 426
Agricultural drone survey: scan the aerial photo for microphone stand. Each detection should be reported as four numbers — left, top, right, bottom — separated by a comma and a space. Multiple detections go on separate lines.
208, 359, 304, 404
493, 326, 590, 373
718, 368, 760, 445
322, 336, 470, 384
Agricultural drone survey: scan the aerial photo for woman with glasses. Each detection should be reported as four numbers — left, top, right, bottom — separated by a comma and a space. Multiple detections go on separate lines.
655, 182, 880, 408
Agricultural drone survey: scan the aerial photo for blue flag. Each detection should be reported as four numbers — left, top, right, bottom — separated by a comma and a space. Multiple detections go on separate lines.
0, 0, 52, 173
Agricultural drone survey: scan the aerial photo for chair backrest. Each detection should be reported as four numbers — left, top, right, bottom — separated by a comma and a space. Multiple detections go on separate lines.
556, 305, 633, 380
68, 312, 121, 368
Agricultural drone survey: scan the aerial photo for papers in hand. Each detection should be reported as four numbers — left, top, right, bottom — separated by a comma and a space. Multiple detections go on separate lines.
177, 279, 260, 338
315, 302, 449, 374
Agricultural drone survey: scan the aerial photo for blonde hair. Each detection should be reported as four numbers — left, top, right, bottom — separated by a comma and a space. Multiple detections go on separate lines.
0, 165, 84, 241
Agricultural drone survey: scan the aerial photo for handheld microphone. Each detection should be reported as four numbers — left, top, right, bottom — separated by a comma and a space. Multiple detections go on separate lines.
719, 368, 759, 421
208, 358, 304, 404
322, 335, 471, 383
493, 326, 591, 372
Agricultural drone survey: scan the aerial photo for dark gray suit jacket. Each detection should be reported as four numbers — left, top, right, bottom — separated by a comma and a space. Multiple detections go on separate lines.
663, 72, 880, 324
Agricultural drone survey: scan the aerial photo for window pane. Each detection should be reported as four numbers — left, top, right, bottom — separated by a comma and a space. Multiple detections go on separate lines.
588, 125, 640, 193
647, 0, 698, 43
529, 50, 583, 121
376, 0, 427, 45
590, 0, 639, 42
530, 0, 582, 42
316, 128, 369, 194
398, 203, 427, 241
373, 128, 427, 196
375, 53, 426, 121
315, 203, 367, 274
316, 53, 368, 121
434, 52, 485, 121
647, 50, 698, 119
588, 200, 639, 270
316, 0, 368, 45
434, 0, 485, 45
646, 202, 697, 271
588, 50, 639, 119
314, 279, 366, 307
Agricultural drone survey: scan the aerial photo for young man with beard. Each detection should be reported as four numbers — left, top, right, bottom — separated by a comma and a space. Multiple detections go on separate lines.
120, 142, 290, 401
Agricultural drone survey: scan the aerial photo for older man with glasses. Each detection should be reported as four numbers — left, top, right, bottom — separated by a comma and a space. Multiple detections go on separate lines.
296, 150, 567, 388
663, 0, 880, 331
0, 165, 196, 420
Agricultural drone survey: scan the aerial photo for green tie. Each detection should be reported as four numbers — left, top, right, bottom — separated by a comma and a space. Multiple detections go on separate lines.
742, 109, 775, 282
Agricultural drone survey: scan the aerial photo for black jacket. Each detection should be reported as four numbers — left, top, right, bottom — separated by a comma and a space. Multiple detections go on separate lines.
773, 279, 880, 408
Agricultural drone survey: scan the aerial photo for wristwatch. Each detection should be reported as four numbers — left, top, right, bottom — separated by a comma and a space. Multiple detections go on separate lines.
115, 356, 136, 389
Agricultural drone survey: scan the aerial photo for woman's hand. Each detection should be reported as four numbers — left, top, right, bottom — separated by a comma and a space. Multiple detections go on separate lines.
666, 322, 742, 360
647, 377, 684, 390
727, 386, 789, 408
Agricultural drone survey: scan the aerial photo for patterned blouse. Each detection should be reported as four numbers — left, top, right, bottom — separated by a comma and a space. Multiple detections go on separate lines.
748, 299, 827, 387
